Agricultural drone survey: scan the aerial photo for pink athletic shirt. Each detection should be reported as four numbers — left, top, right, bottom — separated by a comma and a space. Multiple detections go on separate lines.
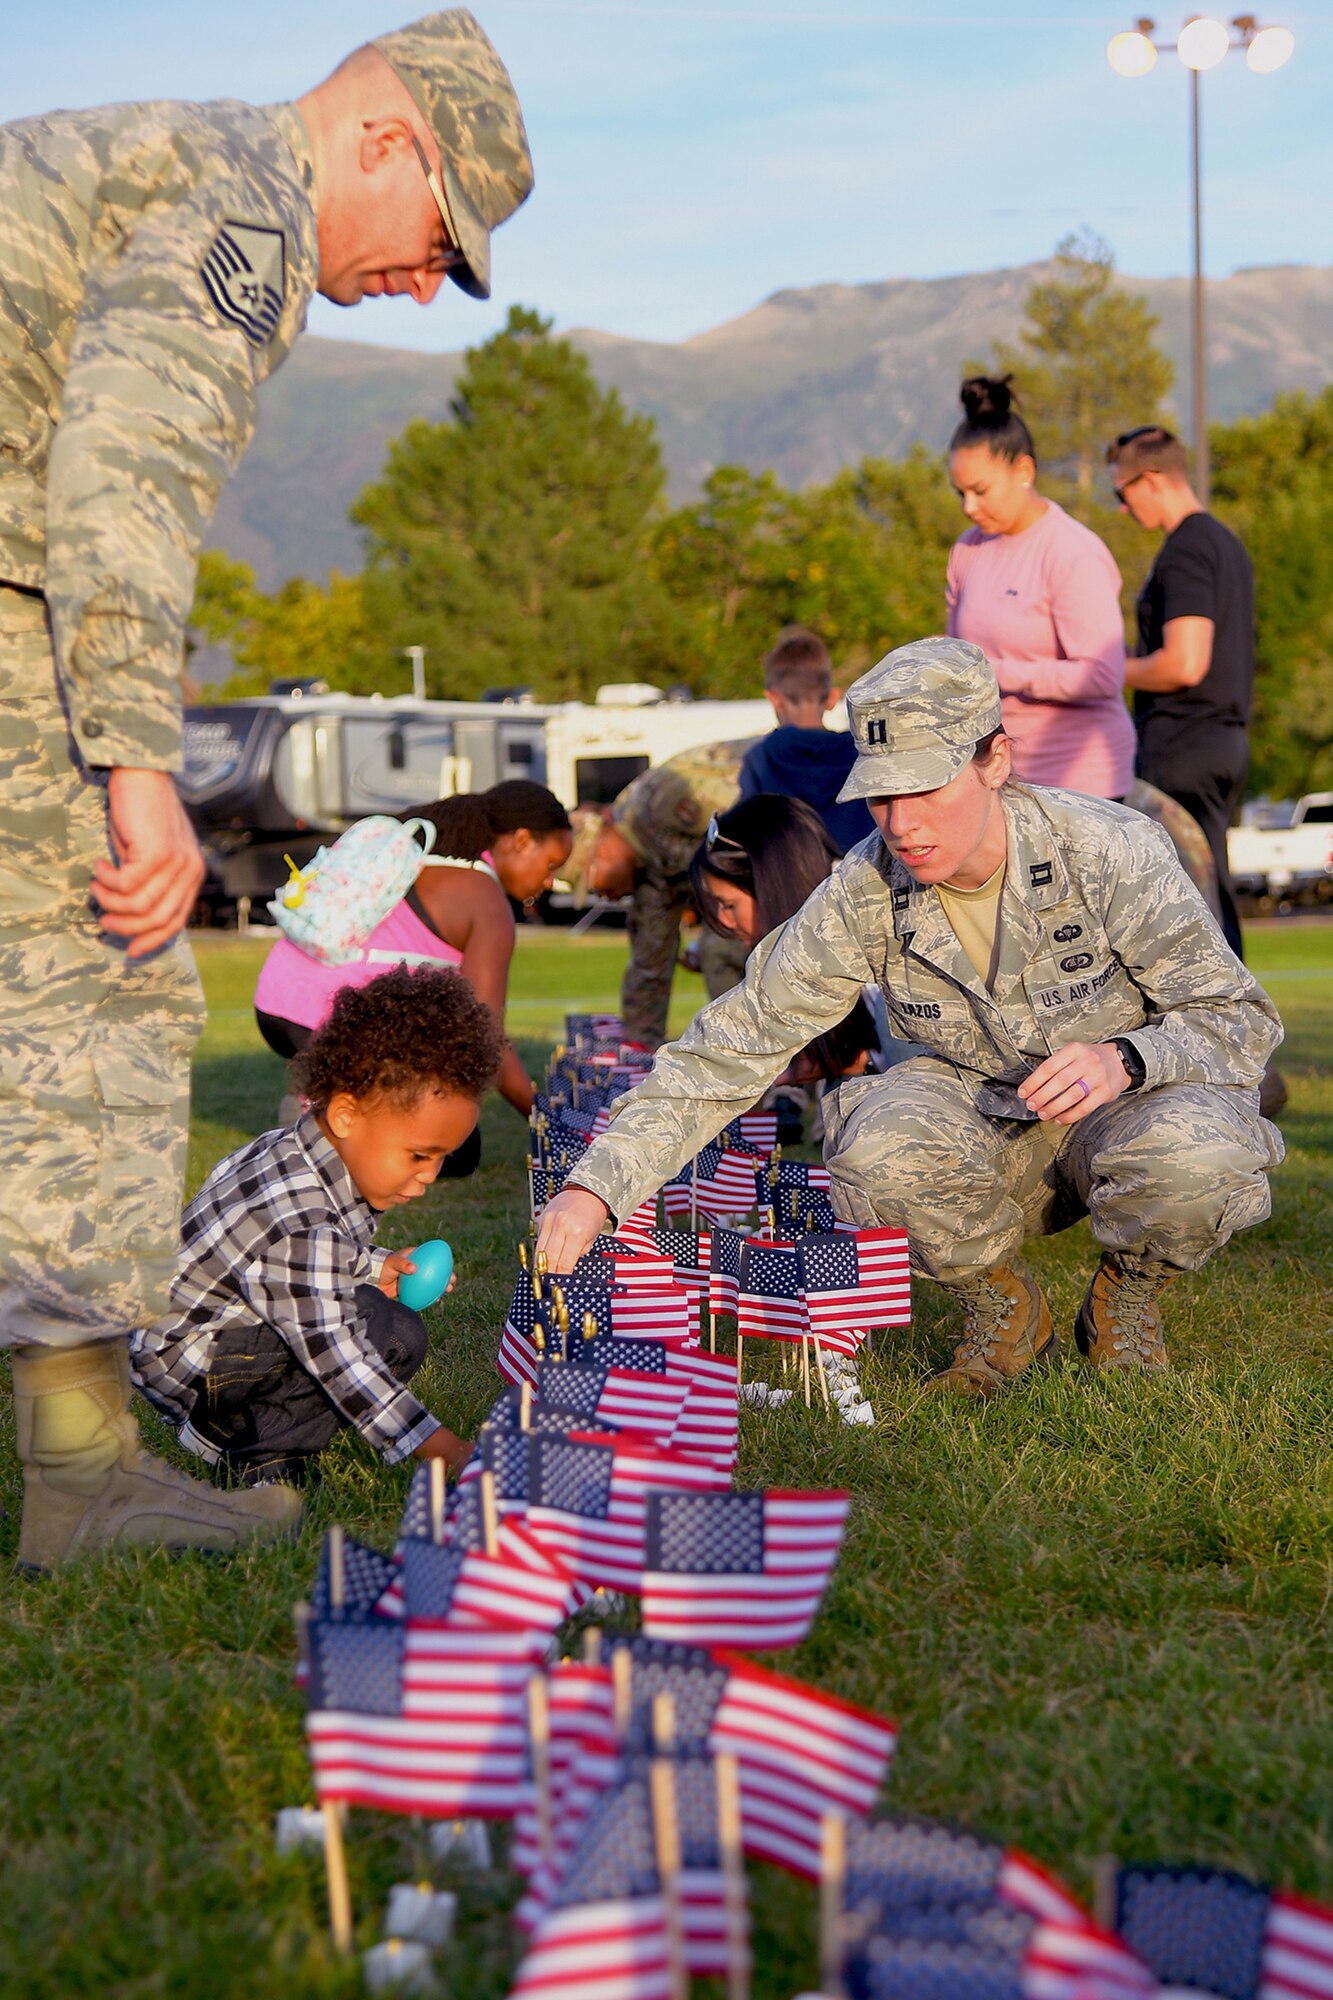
946, 498, 1135, 798
254, 859, 490, 1032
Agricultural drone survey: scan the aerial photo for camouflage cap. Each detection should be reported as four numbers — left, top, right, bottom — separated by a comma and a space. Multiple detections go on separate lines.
372, 9, 533, 300
836, 638, 1002, 802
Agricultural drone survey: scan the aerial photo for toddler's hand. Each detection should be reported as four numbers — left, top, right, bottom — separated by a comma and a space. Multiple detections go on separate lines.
378, 1249, 417, 1299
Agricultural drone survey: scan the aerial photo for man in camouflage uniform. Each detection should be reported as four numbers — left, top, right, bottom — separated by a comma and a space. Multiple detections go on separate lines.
562, 741, 754, 1046
0, 11, 532, 1569
539, 639, 1283, 1392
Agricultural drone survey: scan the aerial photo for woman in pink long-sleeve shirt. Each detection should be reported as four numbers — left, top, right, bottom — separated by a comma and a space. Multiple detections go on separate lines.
945, 375, 1135, 799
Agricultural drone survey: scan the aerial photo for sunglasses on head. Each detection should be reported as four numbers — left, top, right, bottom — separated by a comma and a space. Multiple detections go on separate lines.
705, 813, 747, 855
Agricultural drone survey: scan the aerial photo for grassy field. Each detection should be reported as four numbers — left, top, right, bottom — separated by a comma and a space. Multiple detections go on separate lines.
2, 921, 1331, 1998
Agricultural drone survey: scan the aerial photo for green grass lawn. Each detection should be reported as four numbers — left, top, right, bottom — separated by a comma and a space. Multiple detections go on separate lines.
2, 921, 1331, 1997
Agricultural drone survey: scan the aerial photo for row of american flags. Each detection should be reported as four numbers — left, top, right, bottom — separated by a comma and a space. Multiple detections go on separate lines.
293, 1013, 1333, 1996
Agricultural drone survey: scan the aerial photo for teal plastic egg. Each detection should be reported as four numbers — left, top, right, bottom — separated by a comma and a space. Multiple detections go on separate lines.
398, 1238, 454, 1310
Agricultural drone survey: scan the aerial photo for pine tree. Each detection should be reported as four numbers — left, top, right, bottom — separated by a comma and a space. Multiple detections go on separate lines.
351, 306, 680, 701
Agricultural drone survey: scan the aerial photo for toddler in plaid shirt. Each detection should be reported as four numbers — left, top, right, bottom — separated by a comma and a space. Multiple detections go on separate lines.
132, 965, 503, 1485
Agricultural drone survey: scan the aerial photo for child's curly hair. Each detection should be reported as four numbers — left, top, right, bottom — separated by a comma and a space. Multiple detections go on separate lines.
293, 966, 504, 1113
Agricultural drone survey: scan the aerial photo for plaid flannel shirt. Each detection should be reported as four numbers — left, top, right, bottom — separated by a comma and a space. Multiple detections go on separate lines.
130, 1113, 439, 1465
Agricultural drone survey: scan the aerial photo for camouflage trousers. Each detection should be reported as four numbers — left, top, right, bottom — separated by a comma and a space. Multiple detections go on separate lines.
0, 587, 204, 1349
821, 1056, 1283, 1284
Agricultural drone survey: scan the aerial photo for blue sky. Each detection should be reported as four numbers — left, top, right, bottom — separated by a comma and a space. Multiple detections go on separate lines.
8, 2, 1329, 352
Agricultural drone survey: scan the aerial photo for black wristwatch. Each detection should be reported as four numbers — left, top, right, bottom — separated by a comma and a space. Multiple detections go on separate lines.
1111, 1038, 1146, 1091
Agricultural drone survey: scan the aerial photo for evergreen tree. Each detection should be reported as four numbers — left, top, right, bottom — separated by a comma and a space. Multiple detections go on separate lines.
352, 306, 680, 700
991, 231, 1174, 497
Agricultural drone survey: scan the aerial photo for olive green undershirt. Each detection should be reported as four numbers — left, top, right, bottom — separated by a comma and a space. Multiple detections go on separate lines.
936, 859, 1006, 994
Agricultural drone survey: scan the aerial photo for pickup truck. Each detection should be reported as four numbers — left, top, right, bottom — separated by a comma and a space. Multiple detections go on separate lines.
1228, 793, 1333, 903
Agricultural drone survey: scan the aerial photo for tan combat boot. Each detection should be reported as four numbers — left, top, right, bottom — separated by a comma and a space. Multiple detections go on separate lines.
12, 1340, 303, 1573
930, 1263, 1056, 1397
1073, 1255, 1177, 1373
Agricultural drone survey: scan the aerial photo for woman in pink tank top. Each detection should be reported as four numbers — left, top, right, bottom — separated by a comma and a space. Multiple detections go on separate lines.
945, 375, 1135, 800
255, 782, 572, 1167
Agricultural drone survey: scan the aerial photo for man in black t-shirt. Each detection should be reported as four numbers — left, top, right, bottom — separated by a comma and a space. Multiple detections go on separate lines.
1104, 426, 1248, 956
1106, 425, 1255, 958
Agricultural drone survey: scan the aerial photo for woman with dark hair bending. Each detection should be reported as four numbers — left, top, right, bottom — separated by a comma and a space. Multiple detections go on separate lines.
689, 795, 878, 1084
946, 374, 1135, 800
254, 780, 573, 1167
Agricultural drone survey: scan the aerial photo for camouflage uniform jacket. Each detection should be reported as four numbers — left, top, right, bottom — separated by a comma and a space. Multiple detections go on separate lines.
0, 98, 319, 771
572, 783, 1283, 1223
612, 738, 755, 879
613, 737, 755, 1047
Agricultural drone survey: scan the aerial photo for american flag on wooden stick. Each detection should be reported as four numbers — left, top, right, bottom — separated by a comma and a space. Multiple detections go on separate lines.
797, 1226, 911, 1355
395, 1521, 578, 1635
304, 1619, 543, 1819
526, 1432, 730, 1592
641, 1487, 850, 1650
707, 1651, 897, 1879
736, 1237, 808, 1343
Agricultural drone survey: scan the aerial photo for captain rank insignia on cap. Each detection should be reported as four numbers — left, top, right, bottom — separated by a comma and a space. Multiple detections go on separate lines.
200, 222, 287, 348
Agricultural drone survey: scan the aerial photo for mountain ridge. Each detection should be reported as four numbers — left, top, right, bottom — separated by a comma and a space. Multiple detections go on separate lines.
206, 259, 1333, 590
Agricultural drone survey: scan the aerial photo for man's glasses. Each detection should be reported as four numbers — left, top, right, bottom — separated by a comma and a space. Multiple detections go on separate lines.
410, 135, 467, 276
1114, 471, 1146, 508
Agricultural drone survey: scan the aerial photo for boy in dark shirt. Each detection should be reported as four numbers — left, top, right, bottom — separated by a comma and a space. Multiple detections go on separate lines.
738, 627, 873, 853
1107, 425, 1255, 958
132, 965, 502, 1486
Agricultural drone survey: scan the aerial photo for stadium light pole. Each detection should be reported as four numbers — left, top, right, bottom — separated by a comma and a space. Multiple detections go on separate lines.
1106, 14, 1295, 506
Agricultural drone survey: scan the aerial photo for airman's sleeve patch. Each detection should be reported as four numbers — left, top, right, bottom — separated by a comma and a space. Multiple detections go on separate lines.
200, 221, 286, 347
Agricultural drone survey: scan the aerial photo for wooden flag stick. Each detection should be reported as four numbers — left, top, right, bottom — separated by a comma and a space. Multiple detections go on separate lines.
819, 1811, 846, 2000
429, 1460, 446, 1544
812, 1336, 831, 1410
611, 1644, 633, 1742
322, 1799, 354, 1953
519, 1380, 533, 1432
649, 1695, 688, 2000
480, 1469, 499, 1557
292, 1600, 311, 1683
736, 1331, 744, 1391
800, 1331, 811, 1408
328, 1525, 345, 1615
526, 1153, 535, 1220
529, 1675, 553, 1863
715, 1751, 750, 2000
689, 1152, 699, 1231
708, 1309, 717, 1356
582, 1625, 601, 1666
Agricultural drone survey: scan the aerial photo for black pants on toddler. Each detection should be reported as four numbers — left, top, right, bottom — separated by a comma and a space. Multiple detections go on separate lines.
184, 1285, 429, 1484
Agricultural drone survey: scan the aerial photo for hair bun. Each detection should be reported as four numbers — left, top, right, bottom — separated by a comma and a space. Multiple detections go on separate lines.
959, 374, 1016, 428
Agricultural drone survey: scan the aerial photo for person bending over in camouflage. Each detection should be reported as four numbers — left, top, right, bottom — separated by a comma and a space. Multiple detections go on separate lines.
538, 638, 1284, 1393
0, 11, 532, 1570
560, 741, 755, 1048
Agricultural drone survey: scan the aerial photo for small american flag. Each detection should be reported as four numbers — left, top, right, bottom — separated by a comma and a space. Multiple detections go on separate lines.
511, 1661, 618, 1885
397, 1520, 577, 1635
707, 1651, 897, 1879
507, 1787, 673, 2000
310, 1531, 400, 1620
526, 1433, 730, 1592
663, 1143, 764, 1222
304, 1619, 543, 1819
665, 1347, 739, 1471
500, 1271, 544, 1387
797, 1226, 911, 1355
573, 1246, 678, 1294
843, 1816, 1088, 1937
708, 1227, 745, 1318
565, 1011, 626, 1044
737, 1237, 808, 1343
1112, 1864, 1333, 2000
764, 1182, 840, 1234
720, 1111, 778, 1152
548, 1274, 696, 1350
531, 1161, 577, 1212
641, 1487, 850, 1649
1024, 1919, 1156, 1999
538, 1352, 689, 1448
610, 1223, 711, 1303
